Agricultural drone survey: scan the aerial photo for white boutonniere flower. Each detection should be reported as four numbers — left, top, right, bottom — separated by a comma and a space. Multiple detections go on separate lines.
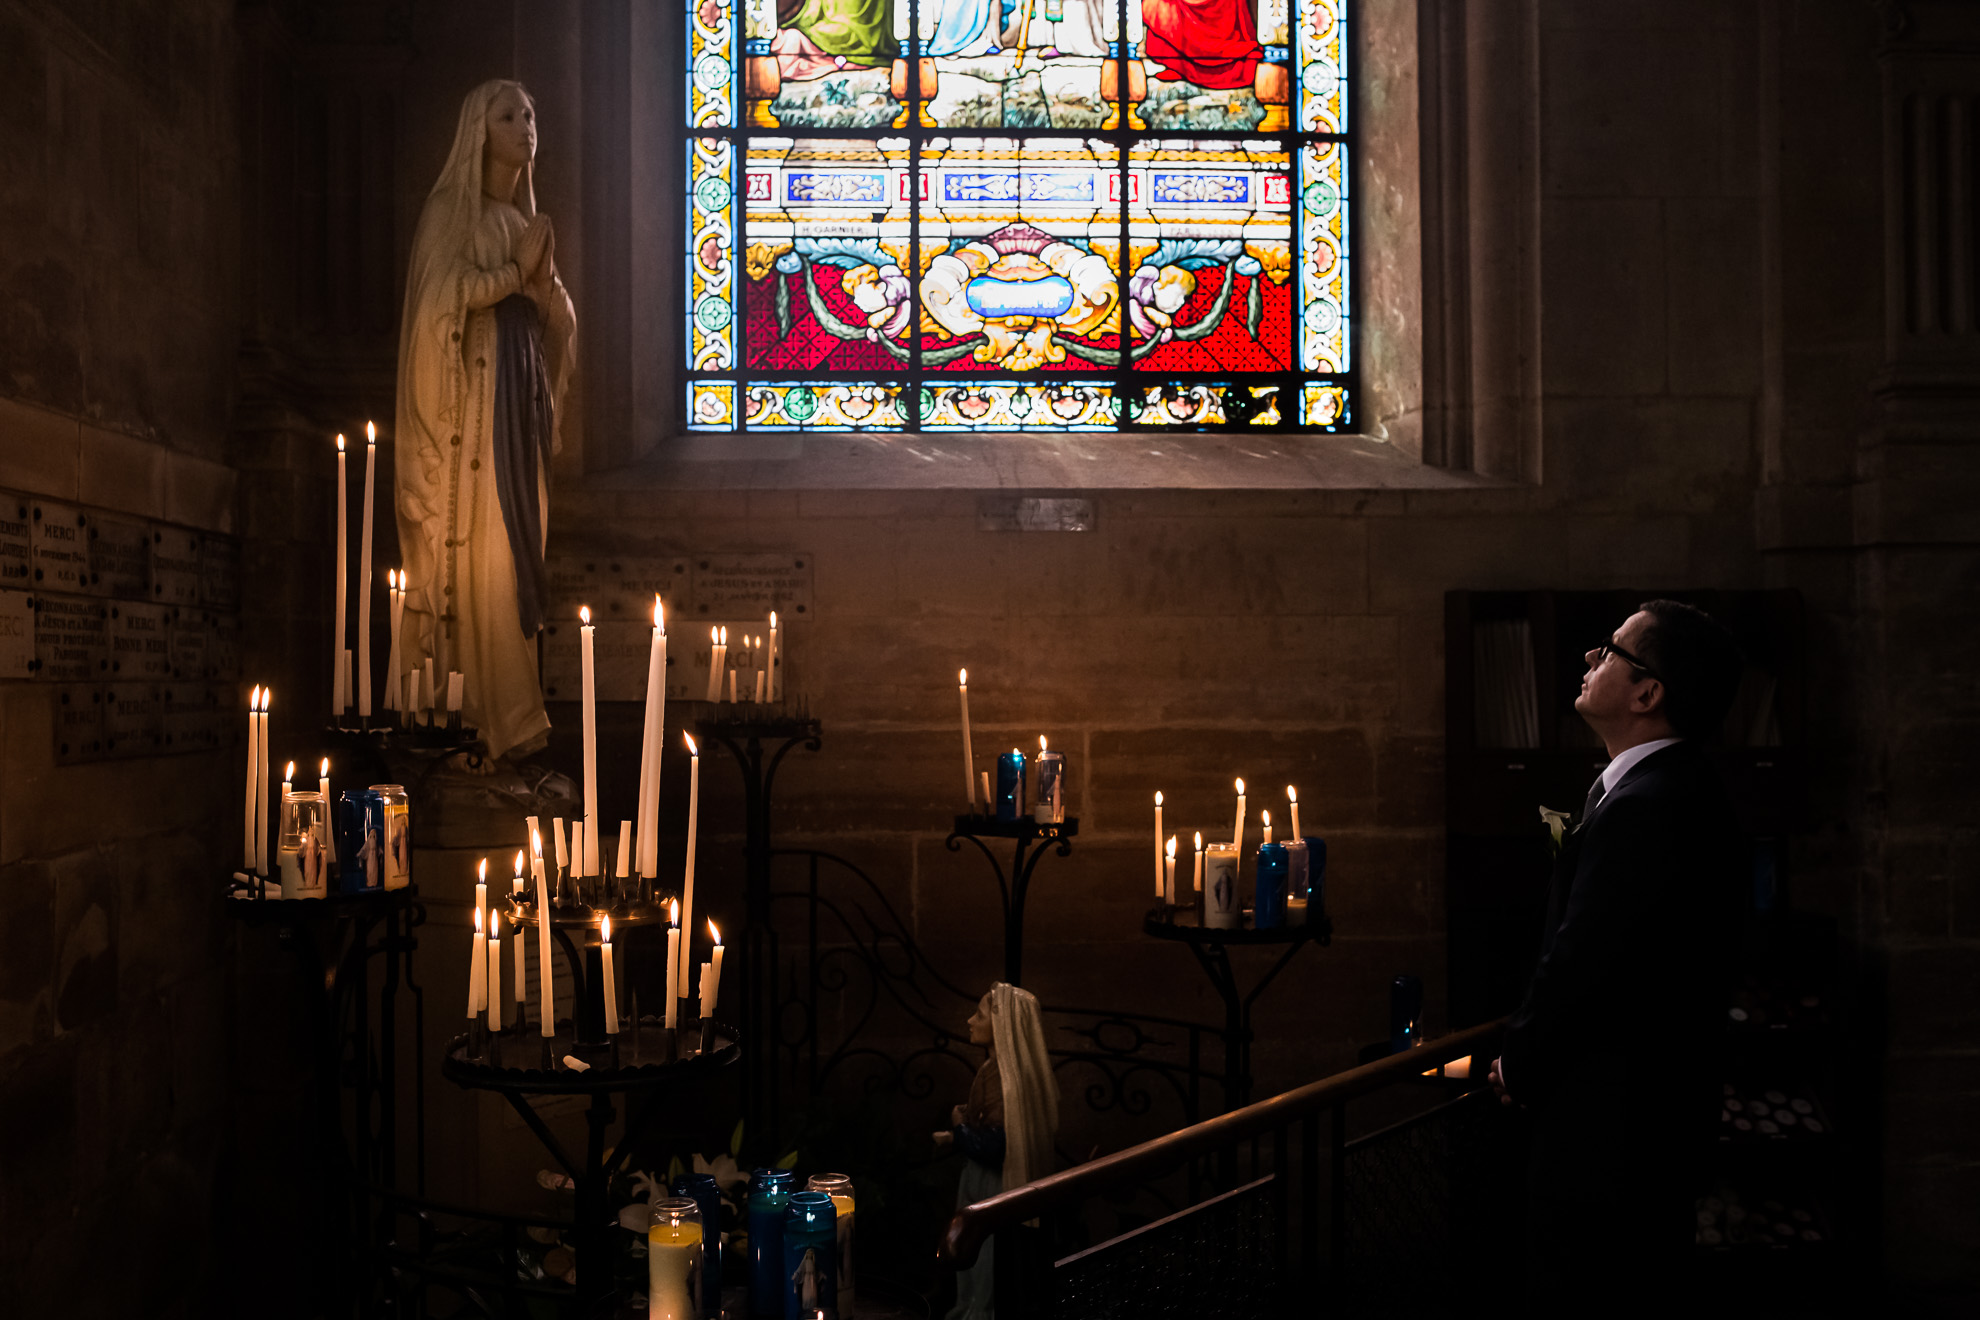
1538, 805, 1571, 856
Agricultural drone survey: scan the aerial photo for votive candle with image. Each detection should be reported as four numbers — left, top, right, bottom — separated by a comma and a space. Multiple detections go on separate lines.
995, 746, 1027, 822
649, 1196, 704, 1320
1034, 735, 1065, 824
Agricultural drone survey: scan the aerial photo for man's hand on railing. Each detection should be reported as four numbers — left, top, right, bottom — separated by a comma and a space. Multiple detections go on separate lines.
1489, 1055, 1515, 1107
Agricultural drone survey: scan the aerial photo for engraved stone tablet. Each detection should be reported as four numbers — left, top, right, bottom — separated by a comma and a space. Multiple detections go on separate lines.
152, 528, 202, 606
208, 611, 240, 681
169, 608, 210, 681
0, 497, 31, 588
34, 594, 109, 682
160, 684, 224, 754
200, 534, 240, 610
691, 553, 815, 619
545, 555, 692, 623
0, 590, 32, 678
540, 620, 654, 703
109, 601, 174, 680
89, 515, 153, 599
52, 686, 106, 764
103, 683, 163, 757
31, 501, 89, 592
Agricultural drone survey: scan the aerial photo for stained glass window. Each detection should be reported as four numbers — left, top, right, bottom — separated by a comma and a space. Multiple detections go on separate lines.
685, 0, 1350, 431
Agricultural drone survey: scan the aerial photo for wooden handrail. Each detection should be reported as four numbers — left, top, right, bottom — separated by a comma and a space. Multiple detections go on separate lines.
939, 1018, 1508, 1269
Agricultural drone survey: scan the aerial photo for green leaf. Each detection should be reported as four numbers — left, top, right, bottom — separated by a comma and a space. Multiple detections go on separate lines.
729, 1119, 745, 1159
667, 1154, 684, 1182
775, 1149, 800, 1171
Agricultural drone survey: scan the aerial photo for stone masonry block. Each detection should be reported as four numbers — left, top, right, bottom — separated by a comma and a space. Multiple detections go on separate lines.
78, 424, 165, 519
1369, 516, 1570, 613
1374, 733, 1444, 828
164, 450, 237, 534
1541, 26, 1734, 200
1088, 726, 1377, 838
1542, 398, 1753, 514
1666, 199, 1762, 396
1102, 517, 1368, 617
1541, 199, 1667, 397
0, 394, 80, 500
1885, 945, 1980, 1054
1566, 515, 1691, 588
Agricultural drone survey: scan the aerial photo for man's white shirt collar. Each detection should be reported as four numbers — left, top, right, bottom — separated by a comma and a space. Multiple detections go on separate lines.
1599, 736, 1683, 796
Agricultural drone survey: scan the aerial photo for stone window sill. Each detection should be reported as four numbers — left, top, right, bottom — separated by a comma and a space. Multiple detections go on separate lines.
593, 432, 1506, 492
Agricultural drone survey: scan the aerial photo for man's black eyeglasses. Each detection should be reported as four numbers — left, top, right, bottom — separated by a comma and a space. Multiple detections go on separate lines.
1596, 636, 1662, 682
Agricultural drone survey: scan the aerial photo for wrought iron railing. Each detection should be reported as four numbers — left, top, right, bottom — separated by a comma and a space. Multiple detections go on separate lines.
939, 1018, 1513, 1318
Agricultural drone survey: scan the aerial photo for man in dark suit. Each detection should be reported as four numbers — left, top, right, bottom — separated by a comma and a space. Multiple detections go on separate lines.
1489, 600, 1748, 1307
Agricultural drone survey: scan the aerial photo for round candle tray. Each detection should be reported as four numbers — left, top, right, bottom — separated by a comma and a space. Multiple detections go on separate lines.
442, 1019, 739, 1095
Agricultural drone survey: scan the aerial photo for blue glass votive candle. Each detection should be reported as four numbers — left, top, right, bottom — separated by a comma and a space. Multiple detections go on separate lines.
747, 1167, 795, 1317
672, 1171, 723, 1316
995, 747, 1028, 822
1033, 744, 1066, 824
1390, 974, 1422, 1054
335, 790, 375, 893
1302, 836, 1328, 915
781, 1190, 838, 1320
1283, 839, 1310, 926
1254, 841, 1288, 929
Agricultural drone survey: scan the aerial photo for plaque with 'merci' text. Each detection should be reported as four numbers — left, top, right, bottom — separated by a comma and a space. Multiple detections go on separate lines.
31, 502, 89, 593
89, 516, 152, 598
110, 602, 174, 681
103, 683, 163, 757
152, 528, 202, 606
52, 686, 105, 764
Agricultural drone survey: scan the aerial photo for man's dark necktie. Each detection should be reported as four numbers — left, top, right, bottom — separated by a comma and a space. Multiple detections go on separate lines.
1578, 776, 1607, 830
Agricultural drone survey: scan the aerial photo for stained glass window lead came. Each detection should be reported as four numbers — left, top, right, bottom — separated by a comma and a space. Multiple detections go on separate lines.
686, 0, 1352, 431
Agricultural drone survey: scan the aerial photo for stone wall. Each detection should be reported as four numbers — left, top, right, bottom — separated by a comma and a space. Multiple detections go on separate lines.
0, 1, 242, 1315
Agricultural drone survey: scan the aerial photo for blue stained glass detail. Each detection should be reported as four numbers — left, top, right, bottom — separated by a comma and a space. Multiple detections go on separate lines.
787, 172, 888, 203
1151, 172, 1250, 204
941, 172, 1095, 203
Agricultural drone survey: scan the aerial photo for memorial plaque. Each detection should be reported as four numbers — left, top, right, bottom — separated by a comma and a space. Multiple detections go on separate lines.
31, 501, 89, 593
160, 684, 225, 754
89, 515, 153, 599
169, 609, 210, 680
0, 497, 31, 587
208, 612, 240, 681
691, 552, 814, 619
0, 590, 33, 677
109, 601, 174, 680
152, 528, 202, 605
540, 620, 653, 702
34, 594, 109, 682
200, 534, 240, 610
103, 683, 163, 757
545, 555, 691, 622
52, 686, 106, 764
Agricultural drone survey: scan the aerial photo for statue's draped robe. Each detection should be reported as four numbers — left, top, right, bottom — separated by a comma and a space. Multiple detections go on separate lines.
397, 87, 575, 762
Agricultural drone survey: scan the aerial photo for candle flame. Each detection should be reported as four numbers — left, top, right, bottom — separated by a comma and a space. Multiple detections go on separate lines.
366, 420, 376, 445
684, 732, 698, 755
1194, 830, 1203, 849
531, 828, 543, 857
770, 611, 778, 628
250, 683, 260, 705
475, 906, 482, 933
708, 920, 722, 945
1262, 809, 1271, 828
720, 625, 728, 645
958, 667, 967, 686
284, 760, 294, 782
580, 605, 591, 625
602, 915, 612, 943
1287, 785, 1298, 804
262, 687, 270, 711
478, 857, 487, 883
335, 433, 345, 452
514, 850, 525, 875
1040, 734, 1048, 752
655, 595, 664, 630
1167, 836, 1177, 859
1235, 778, 1245, 795
711, 625, 719, 643
320, 757, 329, 776
1155, 790, 1163, 806
670, 897, 679, 924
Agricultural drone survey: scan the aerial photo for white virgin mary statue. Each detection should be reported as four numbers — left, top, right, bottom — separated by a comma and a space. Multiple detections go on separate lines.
396, 80, 575, 763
